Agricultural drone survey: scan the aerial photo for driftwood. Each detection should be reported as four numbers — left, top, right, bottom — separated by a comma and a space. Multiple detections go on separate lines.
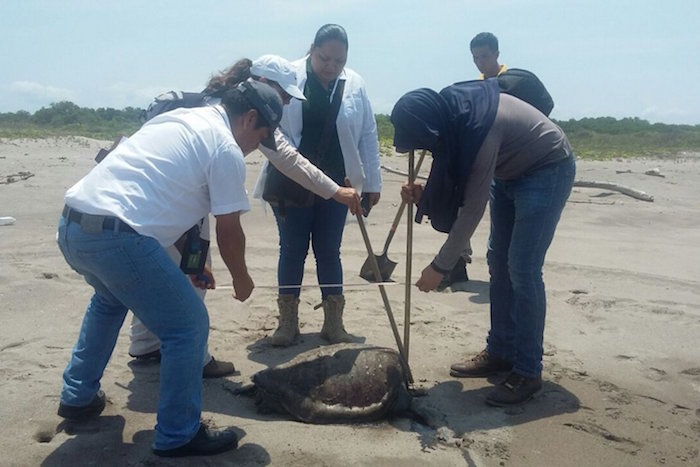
380, 165, 654, 202
572, 180, 653, 202
1, 171, 35, 185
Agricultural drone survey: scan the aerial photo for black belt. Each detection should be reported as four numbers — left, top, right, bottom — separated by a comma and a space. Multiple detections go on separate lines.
62, 205, 136, 234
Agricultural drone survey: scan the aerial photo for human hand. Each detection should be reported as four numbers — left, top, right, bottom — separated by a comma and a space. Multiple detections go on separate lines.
401, 182, 423, 205
232, 272, 254, 302
332, 186, 362, 215
190, 265, 215, 289
415, 264, 444, 292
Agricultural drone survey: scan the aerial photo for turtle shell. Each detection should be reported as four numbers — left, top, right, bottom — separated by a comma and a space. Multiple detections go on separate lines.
251, 343, 411, 423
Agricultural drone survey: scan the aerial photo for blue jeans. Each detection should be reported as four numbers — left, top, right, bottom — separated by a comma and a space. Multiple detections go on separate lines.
272, 198, 348, 298
486, 156, 575, 378
57, 216, 207, 450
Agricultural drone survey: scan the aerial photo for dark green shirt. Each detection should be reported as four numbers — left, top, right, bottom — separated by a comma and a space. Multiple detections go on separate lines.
298, 58, 345, 184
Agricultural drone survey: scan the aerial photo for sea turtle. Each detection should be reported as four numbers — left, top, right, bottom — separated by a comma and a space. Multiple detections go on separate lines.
240, 343, 416, 424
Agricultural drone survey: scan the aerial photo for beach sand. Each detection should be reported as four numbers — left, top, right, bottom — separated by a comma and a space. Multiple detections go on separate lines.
0, 136, 698, 466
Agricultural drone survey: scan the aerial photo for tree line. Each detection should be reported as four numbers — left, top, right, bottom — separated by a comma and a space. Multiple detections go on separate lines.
2, 101, 699, 159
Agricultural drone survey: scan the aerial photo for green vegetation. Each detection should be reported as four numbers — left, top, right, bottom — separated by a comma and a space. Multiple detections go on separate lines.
1, 102, 699, 159
0, 102, 142, 139
556, 117, 700, 159
375, 114, 395, 157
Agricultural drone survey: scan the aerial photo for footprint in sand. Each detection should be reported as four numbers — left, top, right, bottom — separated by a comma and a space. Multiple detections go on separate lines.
33, 421, 56, 443
679, 367, 700, 377
646, 367, 668, 382
692, 420, 700, 435
563, 420, 642, 455
597, 380, 633, 405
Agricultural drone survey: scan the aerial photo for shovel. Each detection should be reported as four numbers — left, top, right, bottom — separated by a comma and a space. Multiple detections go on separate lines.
360, 150, 427, 282
355, 211, 414, 384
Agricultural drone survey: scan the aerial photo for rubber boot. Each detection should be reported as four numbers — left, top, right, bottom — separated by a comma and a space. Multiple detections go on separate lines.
270, 295, 300, 347
319, 295, 354, 343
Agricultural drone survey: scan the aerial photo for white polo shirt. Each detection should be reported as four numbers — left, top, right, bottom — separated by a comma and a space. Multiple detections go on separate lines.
65, 105, 249, 246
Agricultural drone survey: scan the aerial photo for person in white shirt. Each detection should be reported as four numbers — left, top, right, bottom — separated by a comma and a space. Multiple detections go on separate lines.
56, 81, 283, 457
127, 55, 363, 375
254, 24, 382, 346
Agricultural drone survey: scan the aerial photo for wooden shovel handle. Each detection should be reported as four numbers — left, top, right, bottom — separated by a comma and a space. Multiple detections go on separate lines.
355, 212, 414, 384
380, 150, 427, 254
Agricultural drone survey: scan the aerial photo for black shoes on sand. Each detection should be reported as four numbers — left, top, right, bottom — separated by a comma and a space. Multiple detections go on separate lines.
152, 423, 239, 458
57, 390, 107, 421
485, 372, 543, 406
58, 392, 239, 458
437, 257, 470, 291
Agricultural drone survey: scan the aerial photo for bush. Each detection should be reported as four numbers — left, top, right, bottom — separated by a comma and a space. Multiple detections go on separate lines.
1, 103, 699, 159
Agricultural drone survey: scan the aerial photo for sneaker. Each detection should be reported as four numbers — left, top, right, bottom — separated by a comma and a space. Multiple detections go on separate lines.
153, 423, 238, 457
203, 357, 235, 379
57, 390, 106, 421
449, 349, 512, 377
485, 372, 543, 406
129, 349, 161, 362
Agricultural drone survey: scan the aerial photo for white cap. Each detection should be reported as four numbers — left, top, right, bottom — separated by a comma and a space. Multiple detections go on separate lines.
251, 55, 306, 101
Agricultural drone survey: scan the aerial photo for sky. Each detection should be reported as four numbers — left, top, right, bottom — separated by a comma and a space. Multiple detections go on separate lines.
1, 0, 699, 124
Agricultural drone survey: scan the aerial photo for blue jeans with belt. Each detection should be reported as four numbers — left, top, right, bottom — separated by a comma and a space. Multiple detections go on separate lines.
56, 215, 207, 451
272, 198, 348, 298
486, 156, 576, 378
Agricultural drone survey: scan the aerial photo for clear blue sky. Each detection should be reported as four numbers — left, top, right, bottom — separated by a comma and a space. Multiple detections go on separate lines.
2, 0, 698, 124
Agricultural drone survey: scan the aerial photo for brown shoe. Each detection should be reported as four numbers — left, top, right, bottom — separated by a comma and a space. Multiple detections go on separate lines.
485, 372, 543, 406
202, 357, 235, 379
450, 349, 512, 377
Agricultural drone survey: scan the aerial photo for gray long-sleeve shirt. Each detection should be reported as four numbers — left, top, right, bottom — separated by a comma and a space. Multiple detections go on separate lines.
432, 93, 573, 272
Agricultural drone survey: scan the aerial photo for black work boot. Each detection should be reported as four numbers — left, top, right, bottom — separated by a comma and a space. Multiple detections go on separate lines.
437, 257, 469, 291
485, 372, 543, 406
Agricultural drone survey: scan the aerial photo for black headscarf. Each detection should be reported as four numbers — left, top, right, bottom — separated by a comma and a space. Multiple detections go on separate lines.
390, 80, 500, 233
391, 88, 451, 155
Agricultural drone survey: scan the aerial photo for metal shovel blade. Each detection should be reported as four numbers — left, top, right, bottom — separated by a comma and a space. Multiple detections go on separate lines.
358, 150, 427, 284
360, 252, 397, 282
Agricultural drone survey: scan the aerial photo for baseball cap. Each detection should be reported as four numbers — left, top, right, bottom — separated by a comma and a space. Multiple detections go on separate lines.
238, 79, 283, 151
251, 54, 306, 101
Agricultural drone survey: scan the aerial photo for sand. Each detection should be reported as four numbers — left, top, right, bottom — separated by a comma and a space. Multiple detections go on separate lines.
0, 136, 698, 466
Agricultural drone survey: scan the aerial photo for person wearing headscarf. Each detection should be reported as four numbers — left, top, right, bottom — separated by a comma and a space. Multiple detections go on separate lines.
392, 79, 575, 406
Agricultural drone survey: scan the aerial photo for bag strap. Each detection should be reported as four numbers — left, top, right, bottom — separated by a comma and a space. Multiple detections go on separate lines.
316, 79, 346, 158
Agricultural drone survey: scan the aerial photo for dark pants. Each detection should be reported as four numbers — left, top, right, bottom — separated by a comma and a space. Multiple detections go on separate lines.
273, 198, 348, 298
486, 156, 576, 378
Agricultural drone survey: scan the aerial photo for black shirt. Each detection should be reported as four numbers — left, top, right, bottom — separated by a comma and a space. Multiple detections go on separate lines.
298, 57, 346, 185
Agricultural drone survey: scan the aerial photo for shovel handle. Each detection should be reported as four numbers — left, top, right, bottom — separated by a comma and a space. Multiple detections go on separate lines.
355, 212, 414, 384
404, 150, 416, 363
380, 150, 427, 254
